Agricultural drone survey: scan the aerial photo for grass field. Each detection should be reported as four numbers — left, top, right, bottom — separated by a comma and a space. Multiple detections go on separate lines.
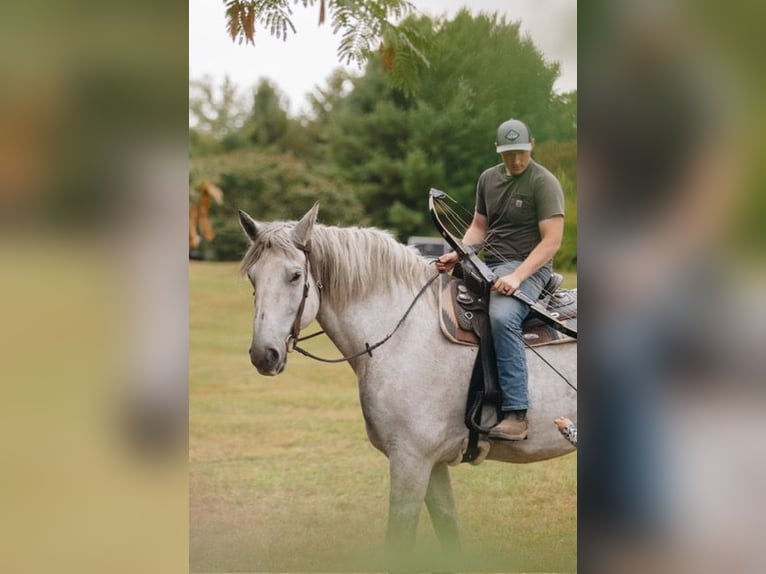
190, 261, 576, 573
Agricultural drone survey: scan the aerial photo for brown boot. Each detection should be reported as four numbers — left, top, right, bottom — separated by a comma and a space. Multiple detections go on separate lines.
489, 410, 529, 441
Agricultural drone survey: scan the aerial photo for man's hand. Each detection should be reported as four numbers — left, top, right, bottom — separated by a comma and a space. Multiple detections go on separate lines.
492, 273, 522, 296
435, 251, 459, 273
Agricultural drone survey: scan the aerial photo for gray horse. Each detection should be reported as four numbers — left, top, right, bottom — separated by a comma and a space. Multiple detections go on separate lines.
238, 204, 576, 569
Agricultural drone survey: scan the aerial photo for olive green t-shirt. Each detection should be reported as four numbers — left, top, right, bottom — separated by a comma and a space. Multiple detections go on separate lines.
475, 159, 565, 265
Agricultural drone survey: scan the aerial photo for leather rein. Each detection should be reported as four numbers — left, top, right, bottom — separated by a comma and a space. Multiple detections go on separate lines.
286, 240, 440, 364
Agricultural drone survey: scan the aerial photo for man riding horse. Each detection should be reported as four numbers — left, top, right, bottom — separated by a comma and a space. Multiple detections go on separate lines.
437, 118, 566, 441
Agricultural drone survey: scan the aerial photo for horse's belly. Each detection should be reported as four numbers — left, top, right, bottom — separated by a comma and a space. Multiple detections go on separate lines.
486, 438, 576, 463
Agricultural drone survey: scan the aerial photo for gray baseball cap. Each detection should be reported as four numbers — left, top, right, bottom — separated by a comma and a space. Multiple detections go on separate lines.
495, 118, 533, 153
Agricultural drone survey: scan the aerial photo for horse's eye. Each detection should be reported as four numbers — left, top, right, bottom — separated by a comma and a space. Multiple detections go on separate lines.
290, 271, 302, 283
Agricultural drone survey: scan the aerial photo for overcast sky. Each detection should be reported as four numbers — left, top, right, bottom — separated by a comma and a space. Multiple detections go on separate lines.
189, 0, 576, 115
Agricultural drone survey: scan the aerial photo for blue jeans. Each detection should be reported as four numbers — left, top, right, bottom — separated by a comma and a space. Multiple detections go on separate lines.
488, 261, 551, 412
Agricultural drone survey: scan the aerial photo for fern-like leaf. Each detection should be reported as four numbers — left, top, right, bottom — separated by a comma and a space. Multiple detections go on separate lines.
378, 18, 432, 96
221, 0, 427, 93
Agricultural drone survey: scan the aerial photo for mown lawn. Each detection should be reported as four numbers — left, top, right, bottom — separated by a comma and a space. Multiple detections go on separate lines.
190, 261, 576, 573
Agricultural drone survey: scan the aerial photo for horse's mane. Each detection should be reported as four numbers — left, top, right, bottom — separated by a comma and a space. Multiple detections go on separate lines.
240, 221, 434, 309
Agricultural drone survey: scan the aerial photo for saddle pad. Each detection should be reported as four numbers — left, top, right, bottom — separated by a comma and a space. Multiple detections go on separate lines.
438, 275, 577, 348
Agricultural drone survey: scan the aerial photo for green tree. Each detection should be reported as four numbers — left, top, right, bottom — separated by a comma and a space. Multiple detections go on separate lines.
242, 78, 292, 149
190, 76, 306, 155
541, 90, 577, 142
534, 139, 578, 268
190, 149, 367, 260
314, 10, 567, 233
194, 8, 577, 269
189, 75, 249, 154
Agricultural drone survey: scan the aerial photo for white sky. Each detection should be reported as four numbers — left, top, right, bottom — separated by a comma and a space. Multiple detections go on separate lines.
189, 0, 576, 115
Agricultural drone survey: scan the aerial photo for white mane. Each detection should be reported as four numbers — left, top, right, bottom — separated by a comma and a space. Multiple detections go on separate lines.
240, 222, 434, 309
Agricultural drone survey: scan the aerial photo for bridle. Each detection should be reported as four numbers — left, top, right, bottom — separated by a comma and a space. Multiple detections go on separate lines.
286, 239, 316, 353
283, 238, 439, 363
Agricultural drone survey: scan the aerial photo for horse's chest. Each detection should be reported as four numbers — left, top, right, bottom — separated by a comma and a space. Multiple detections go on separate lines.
357, 371, 460, 458
357, 383, 394, 453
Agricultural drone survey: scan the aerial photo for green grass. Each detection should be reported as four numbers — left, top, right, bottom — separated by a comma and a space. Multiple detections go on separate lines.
190, 261, 576, 573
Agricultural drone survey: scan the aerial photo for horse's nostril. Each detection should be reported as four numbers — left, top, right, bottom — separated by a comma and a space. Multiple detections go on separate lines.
249, 345, 282, 372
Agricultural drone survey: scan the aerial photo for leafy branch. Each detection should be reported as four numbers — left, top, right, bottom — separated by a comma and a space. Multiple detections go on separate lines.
222, 0, 429, 94
224, 0, 296, 43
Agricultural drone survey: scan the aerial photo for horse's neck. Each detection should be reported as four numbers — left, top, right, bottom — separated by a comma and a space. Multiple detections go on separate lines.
316, 289, 400, 347
311, 232, 434, 362
315, 282, 433, 369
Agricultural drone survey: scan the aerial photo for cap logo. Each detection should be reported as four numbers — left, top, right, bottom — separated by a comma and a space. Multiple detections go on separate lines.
504, 129, 520, 141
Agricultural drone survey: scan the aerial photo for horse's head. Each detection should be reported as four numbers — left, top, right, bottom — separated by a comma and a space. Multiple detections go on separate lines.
238, 203, 322, 375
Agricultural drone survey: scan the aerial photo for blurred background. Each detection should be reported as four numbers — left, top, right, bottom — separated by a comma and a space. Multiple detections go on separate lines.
0, 1, 188, 573
579, 0, 766, 573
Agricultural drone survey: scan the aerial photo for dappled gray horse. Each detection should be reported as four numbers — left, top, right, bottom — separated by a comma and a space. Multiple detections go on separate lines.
238, 204, 576, 567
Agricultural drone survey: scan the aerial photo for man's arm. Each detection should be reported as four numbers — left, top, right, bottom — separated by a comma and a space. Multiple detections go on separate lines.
435, 211, 488, 272
463, 210, 488, 248
492, 215, 564, 293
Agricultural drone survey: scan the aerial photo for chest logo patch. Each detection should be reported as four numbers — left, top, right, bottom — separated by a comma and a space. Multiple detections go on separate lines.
515, 199, 523, 208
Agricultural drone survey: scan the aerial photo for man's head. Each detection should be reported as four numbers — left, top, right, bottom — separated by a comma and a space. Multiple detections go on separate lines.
495, 118, 535, 175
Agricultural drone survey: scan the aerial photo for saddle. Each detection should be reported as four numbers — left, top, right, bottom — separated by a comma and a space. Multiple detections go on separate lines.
437, 265, 577, 465
438, 273, 577, 348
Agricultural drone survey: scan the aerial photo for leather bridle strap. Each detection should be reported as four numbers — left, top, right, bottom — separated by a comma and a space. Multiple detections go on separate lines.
285, 240, 439, 363
287, 240, 313, 352
292, 269, 440, 364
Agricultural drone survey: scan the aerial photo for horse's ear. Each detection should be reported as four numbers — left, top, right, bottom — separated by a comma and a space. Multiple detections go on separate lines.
239, 210, 260, 243
292, 202, 319, 247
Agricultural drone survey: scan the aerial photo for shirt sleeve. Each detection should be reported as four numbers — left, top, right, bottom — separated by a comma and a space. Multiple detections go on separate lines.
535, 170, 565, 221
475, 172, 487, 216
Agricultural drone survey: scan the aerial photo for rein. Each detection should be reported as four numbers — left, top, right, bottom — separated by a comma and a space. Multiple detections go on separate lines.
287, 245, 440, 364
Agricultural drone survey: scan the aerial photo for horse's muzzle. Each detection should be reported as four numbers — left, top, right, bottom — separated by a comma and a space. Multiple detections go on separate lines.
249, 345, 285, 376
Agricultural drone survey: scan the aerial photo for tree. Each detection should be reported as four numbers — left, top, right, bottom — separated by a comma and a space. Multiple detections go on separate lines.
190, 149, 366, 260
196, 8, 577, 268
314, 10, 568, 236
190, 75, 248, 140
242, 79, 292, 148
190, 76, 306, 155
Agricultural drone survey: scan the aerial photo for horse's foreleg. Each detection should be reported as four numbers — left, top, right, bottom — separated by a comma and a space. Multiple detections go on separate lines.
385, 453, 432, 572
425, 463, 460, 548
425, 463, 461, 572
